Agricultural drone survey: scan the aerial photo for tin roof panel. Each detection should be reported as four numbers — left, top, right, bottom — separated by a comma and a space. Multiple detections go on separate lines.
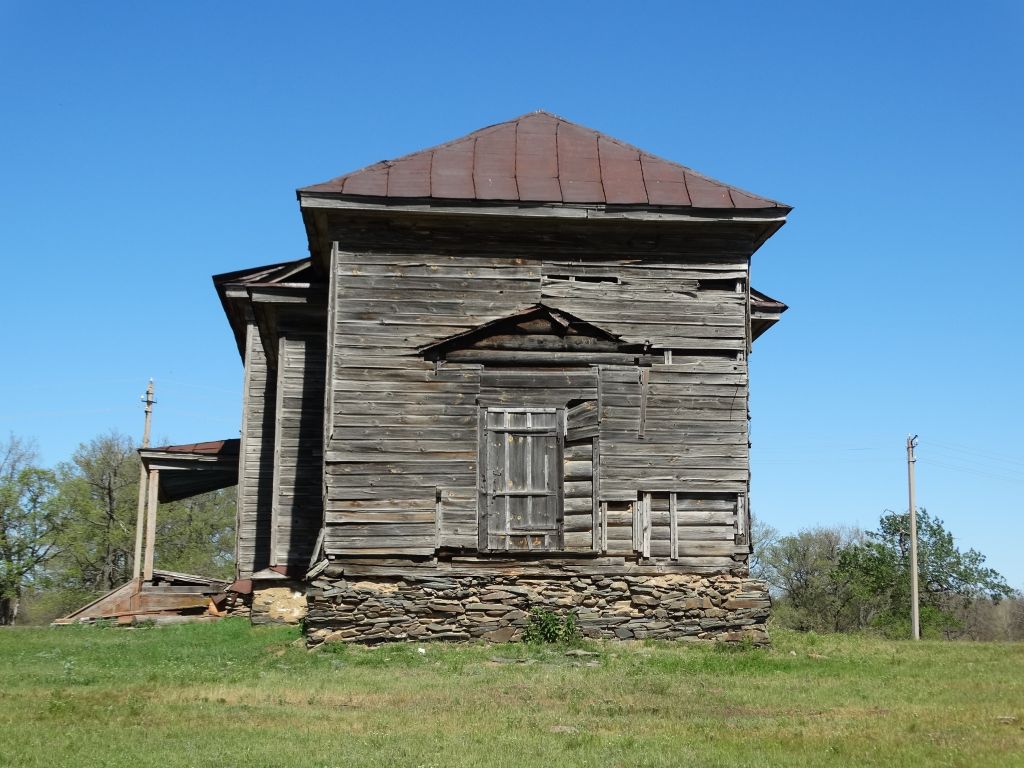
301, 110, 788, 210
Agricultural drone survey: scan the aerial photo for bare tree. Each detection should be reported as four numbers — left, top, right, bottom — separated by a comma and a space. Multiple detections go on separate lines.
749, 513, 780, 583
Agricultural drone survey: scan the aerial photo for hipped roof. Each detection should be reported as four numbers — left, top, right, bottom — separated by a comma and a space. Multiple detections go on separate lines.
300, 110, 789, 211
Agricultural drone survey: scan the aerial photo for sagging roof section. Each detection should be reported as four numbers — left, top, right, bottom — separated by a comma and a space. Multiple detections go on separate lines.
300, 110, 790, 211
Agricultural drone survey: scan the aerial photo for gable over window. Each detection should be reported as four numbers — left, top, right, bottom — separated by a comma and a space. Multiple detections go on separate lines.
420, 304, 635, 364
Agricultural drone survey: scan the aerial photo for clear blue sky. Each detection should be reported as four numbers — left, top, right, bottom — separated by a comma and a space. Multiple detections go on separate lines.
2, 2, 1022, 586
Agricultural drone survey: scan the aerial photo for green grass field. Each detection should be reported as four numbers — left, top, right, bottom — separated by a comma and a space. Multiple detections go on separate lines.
1, 620, 1021, 767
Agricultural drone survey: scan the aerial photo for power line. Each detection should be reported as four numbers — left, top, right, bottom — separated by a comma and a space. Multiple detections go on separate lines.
917, 458, 1024, 485
921, 448, 1024, 475
923, 439, 1024, 469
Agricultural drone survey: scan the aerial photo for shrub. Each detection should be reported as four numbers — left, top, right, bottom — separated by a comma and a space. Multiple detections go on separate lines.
522, 607, 580, 645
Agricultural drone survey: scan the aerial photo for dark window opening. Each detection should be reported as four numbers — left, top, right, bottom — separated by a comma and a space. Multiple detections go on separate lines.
698, 278, 744, 292
546, 274, 620, 284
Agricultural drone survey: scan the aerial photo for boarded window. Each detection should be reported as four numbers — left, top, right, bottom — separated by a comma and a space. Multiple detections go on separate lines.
602, 492, 744, 562
478, 407, 564, 552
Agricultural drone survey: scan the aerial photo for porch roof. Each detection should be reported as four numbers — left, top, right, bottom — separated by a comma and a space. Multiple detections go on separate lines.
138, 439, 239, 502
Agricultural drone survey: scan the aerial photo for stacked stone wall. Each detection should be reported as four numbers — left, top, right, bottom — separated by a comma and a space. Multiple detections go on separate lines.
250, 580, 308, 625
305, 572, 770, 646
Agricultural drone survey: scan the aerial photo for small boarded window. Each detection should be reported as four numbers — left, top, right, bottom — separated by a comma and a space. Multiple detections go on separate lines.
479, 407, 564, 552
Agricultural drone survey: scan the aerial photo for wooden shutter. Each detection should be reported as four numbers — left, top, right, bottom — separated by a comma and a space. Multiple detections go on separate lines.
479, 407, 564, 552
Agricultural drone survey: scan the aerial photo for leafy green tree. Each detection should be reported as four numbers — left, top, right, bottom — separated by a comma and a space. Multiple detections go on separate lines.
0, 436, 65, 625
155, 488, 236, 580
760, 525, 866, 632
838, 509, 1013, 638
50, 431, 237, 597
53, 432, 139, 593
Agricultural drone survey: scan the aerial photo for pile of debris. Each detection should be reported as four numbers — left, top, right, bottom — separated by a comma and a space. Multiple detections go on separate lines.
53, 570, 232, 626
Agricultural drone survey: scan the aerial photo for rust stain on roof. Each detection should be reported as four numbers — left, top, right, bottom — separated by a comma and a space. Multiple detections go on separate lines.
300, 110, 789, 210
750, 288, 788, 313
147, 439, 240, 456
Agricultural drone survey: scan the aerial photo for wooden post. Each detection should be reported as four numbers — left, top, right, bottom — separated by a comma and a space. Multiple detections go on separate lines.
142, 468, 160, 582
132, 381, 155, 580
434, 487, 442, 551
591, 440, 600, 552
600, 501, 608, 554
642, 492, 652, 558
637, 368, 650, 438
669, 492, 679, 561
907, 435, 920, 641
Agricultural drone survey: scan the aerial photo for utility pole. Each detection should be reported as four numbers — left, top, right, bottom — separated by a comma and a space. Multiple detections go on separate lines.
906, 434, 920, 641
131, 381, 155, 580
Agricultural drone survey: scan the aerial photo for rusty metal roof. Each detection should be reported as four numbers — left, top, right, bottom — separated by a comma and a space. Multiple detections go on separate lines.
300, 111, 789, 210
144, 439, 240, 457
750, 288, 787, 341
750, 288, 788, 313
139, 440, 240, 503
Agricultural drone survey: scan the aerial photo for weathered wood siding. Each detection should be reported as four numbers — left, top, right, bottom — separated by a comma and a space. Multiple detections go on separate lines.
236, 319, 275, 577
540, 264, 747, 350
598, 361, 749, 497
271, 323, 326, 567
324, 226, 752, 570
563, 440, 595, 552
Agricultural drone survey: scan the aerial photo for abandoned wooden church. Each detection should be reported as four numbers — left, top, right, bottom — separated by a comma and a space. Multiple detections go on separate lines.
150, 111, 789, 644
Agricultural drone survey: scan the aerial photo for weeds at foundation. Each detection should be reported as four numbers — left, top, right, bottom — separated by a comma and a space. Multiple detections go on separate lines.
522, 608, 581, 645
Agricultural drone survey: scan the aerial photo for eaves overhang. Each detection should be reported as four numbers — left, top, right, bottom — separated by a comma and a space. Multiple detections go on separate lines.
139, 439, 240, 503
213, 258, 320, 359
750, 288, 788, 341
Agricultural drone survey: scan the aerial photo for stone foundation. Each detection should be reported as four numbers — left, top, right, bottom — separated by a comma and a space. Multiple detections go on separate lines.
250, 580, 308, 625
221, 591, 252, 620
305, 572, 770, 646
